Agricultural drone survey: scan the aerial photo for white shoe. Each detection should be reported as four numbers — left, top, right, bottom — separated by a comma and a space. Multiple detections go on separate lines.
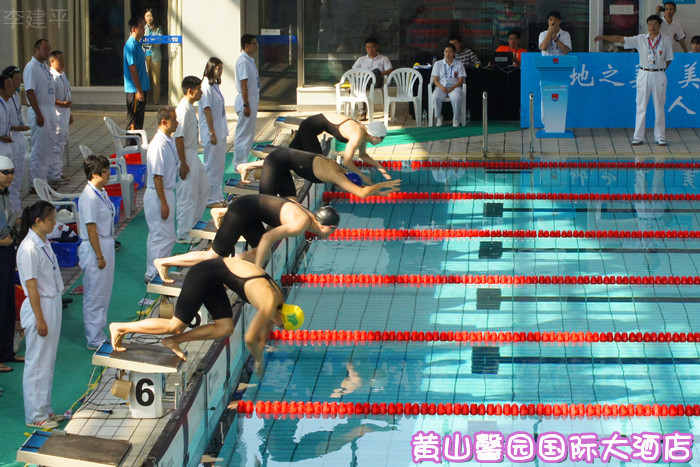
49, 413, 65, 422
453, 120, 460, 128
656, 139, 666, 146
436, 116, 444, 127
26, 418, 59, 429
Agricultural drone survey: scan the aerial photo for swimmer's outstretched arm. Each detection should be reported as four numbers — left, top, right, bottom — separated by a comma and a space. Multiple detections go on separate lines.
333, 174, 401, 198
244, 306, 276, 377
154, 249, 219, 283
237, 160, 264, 184
254, 218, 309, 267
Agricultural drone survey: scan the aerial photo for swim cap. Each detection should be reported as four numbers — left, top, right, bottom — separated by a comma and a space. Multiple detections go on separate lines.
367, 121, 387, 138
345, 172, 362, 186
314, 205, 340, 226
0, 155, 13, 171
281, 304, 304, 330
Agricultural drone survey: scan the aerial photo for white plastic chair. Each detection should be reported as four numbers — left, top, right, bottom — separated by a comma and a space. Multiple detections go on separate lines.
335, 69, 377, 122
103, 116, 148, 164
79, 144, 135, 218
428, 81, 467, 127
33, 178, 82, 225
384, 68, 423, 127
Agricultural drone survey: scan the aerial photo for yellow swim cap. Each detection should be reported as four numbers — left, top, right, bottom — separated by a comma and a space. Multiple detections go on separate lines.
281, 304, 305, 330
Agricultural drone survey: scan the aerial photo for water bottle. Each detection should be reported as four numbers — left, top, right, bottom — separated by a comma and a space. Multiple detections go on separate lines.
466, 109, 471, 123
421, 109, 428, 126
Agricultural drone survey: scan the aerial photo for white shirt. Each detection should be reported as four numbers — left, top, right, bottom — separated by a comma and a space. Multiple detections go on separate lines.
0, 97, 11, 137
235, 51, 260, 95
147, 130, 179, 190
78, 181, 115, 240
661, 17, 685, 43
431, 59, 466, 88
624, 34, 674, 70
50, 68, 72, 104
174, 99, 199, 151
9, 92, 24, 129
17, 229, 64, 297
198, 79, 228, 144
23, 57, 55, 107
538, 29, 572, 56
352, 53, 393, 72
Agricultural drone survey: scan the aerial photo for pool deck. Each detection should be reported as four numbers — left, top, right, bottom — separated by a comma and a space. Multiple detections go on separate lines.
2, 107, 700, 466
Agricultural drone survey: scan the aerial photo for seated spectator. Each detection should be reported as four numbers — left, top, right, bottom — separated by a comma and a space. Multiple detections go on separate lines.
449, 34, 480, 68
495, 30, 527, 66
431, 43, 466, 127
351, 37, 393, 120
691, 35, 700, 52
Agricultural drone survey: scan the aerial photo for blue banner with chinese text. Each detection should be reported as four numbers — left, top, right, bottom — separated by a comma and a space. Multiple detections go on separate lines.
521, 52, 700, 128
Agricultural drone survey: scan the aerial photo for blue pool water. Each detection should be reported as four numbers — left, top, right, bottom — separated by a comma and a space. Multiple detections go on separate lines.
219, 162, 700, 466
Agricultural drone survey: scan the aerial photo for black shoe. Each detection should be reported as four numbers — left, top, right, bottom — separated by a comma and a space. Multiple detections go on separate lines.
62, 297, 73, 305
114, 241, 121, 251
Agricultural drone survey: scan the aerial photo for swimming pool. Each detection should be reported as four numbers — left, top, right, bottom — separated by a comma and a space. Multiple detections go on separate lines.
217, 160, 700, 465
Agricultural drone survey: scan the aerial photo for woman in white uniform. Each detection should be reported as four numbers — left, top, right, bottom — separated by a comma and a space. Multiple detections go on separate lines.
198, 57, 229, 205
16, 200, 64, 429
2, 66, 30, 213
78, 155, 115, 349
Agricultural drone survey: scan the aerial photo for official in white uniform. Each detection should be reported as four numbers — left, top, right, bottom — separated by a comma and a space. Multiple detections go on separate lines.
595, 15, 673, 146
50, 51, 73, 182
23, 39, 57, 183
430, 43, 467, 127
199, 57, 229, 205
351, 37, 393, 120
175, 76, 209, 242
658, 2, 688, 52
78, 155, 115, 349
3, 66, 29, 213
538, 11, 572, 126
234, 35, 260, 172
16, 201, 64, 429
144, 107, 179, 282
0, 76, 15, 165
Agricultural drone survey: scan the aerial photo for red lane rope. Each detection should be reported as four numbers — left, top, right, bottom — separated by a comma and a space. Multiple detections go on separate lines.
281, 273, 700, 286
269, 329, 700, 344
237, 400, 700, 418
317, 228, 700, 241
354, 160, 700, 171
323, 191, 700, 203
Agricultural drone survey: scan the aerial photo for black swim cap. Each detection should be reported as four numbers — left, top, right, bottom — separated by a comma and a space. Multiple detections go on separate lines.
315, 206, 340, 226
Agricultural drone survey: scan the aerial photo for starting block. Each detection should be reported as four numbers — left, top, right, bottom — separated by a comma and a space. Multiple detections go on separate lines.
224, 177, 260, 195
93, 342, 184, 418
190, 219, 217, 240
273, 116, 303, 131
250, 143, 277, 160
18, 430, 131, 466
147, 270, 186, 297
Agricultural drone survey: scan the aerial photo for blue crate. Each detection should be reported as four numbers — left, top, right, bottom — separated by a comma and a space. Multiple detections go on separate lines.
109, 196, 122, 223
126, 164, 147, 188
51, 240, 82, 268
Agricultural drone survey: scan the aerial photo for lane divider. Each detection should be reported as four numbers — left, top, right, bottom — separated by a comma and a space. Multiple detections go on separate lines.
323, 191, 700, 203
354, 160, 700, 170
281, 273, 700, 286
314, 228, 700, 241
237, 400, 700, 418
268, 329, 700, 344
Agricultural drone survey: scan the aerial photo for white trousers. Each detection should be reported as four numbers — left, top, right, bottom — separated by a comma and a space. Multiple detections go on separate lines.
203, 137, 227, 205
634, 70, 667, 142
79, 237, 115, 347
144, 188, 176, 280
21, 294, 62, 424
28, 105, 57, 182
432, 87, 464, 124
50, 108, 70, 180
9, 132, 26, 212
233, 92, 259, 169
176, 149, 209, 239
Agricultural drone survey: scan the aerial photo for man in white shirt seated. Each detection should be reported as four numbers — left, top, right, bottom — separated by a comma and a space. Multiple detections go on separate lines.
430, 43, 467, 128
656, 1, 688, 52
351, 37, 393, 120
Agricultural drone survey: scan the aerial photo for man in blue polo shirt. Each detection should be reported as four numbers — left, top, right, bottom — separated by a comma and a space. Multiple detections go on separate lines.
123, 16, 150, 136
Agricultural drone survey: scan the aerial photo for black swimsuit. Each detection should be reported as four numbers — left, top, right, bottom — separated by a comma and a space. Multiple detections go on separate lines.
174, 257, 282, 323
289, 113, 350, 153
212, 194, 291, 256
260, 148, 324, 198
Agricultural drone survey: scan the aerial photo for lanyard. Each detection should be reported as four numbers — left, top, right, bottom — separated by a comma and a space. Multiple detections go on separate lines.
11, 94, 23, 126
39, 62, 52, 82
0, 98, 9, 136
648, 35, 661, 53
40, 244, 57, 270
59, 74, 71, 99
245, 53, 260, 89
90, 183, 115, 237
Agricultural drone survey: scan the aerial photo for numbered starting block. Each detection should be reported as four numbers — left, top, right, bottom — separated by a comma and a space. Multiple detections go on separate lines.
190, 219, 217, 241
93, 342, 184, 419
147, 270, 186, 297
18, 430, 131, 466
273, 116, 303, 131
224, 177, 260, 195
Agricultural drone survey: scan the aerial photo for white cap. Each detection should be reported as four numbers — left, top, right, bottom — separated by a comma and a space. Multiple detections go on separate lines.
366, 122, 387, 138
0, 155, 13, 171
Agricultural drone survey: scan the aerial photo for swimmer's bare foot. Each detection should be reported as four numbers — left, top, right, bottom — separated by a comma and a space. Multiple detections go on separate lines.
162, 336, 187, 361
154, 258, 174, 283
109, 323, 126, 352
237, 164, 253, 184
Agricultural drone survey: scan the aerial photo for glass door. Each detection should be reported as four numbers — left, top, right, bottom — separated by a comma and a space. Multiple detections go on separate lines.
257, 0, 298, 109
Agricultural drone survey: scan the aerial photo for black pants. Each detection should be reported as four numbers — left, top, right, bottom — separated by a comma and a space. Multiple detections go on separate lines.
0, 246, 16, 361
125, 91, 148, 146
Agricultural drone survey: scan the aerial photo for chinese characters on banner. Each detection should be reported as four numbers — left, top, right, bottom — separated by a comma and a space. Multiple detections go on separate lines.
521, 53, 700, 128
411, 430, 694, 464
3, 9, 69, 29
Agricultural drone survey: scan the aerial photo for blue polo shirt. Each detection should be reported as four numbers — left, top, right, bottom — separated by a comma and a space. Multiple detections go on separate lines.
123, 36, 150, 93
